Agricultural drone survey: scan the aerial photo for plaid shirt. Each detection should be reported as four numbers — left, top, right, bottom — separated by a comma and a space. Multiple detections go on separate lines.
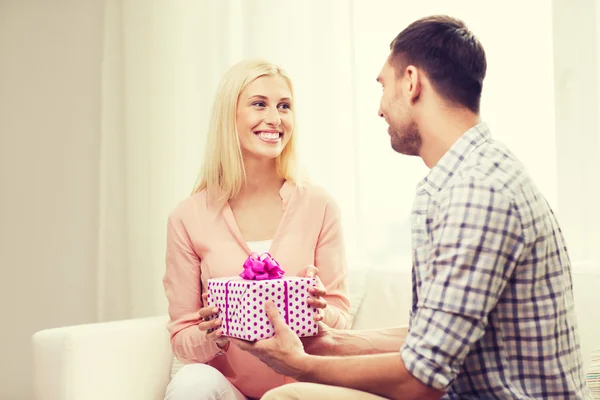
400, 123, 592, 399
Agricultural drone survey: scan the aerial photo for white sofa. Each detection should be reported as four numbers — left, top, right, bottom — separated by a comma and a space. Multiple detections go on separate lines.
32, 265, 600, 400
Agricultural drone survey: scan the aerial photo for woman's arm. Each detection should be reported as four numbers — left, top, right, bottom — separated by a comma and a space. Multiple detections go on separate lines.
163, 211, 223, 363
314, 198, 352, 329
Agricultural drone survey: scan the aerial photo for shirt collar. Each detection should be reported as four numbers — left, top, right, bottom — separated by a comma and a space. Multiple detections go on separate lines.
416, 122, 491, 195
279, 179, 294, 199
206, 179, 294, 211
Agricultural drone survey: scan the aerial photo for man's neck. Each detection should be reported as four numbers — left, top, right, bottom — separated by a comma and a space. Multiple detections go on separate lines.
418, 107, 481, 169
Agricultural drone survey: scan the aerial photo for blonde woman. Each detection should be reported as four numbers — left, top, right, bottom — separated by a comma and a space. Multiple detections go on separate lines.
162, 59, 351, 400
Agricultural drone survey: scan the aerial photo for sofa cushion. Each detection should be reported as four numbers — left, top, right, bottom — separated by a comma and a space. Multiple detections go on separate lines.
588, 348, 600, 398
351, 268, 412, 330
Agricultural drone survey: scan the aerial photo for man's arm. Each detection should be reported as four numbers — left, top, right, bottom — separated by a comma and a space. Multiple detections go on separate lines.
233, 302, 441, 400
304, 325, 408, 356
399, 180, 526, 390
297, 352, 444, 400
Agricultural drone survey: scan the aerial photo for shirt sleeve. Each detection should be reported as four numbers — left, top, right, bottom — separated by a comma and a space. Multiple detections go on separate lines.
314, 198, 352, 329
401, 180, 526, 390
162, 212, 222, 364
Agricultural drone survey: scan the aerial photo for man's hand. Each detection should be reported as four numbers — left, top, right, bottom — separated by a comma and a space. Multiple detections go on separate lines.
300, 320, 338, 356
230, 300, 310, 379
232, 302, 442, 400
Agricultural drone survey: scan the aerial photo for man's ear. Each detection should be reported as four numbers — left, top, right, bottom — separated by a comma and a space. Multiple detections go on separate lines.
405, 65, 422, 103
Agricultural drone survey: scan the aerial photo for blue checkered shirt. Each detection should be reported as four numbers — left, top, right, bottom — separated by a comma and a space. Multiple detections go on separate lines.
400, 123, 592, 399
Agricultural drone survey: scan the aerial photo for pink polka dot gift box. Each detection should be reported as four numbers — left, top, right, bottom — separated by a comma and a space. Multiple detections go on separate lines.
206, 252, 319, 342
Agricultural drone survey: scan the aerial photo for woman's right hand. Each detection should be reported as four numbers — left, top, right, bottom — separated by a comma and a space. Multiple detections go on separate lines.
200, 293, 230, 350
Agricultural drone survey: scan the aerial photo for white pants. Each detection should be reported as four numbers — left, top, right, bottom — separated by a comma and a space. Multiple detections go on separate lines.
262, 383, 388, 399
165, 364, 248, 400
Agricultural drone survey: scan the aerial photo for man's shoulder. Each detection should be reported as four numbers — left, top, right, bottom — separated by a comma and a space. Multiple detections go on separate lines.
443, 139, 530, 201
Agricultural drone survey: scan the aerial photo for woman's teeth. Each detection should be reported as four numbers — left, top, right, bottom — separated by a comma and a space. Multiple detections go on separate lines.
257, 132, 280, 140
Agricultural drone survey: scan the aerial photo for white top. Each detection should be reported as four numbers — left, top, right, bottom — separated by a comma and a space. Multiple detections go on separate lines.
246, 239, 272, 255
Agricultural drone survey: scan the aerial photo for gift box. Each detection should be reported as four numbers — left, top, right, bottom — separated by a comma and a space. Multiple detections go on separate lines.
206, 252, 319, 342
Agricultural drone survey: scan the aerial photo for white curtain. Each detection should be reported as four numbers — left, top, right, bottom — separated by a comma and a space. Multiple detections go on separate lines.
99, 0, 599, 321
100, 0, 362, 320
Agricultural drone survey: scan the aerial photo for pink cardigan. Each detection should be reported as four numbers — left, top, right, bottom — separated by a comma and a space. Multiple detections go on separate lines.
163, 181, 351, 398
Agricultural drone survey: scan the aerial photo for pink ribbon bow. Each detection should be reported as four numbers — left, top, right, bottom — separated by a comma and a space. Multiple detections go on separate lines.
240, 252, 285, 280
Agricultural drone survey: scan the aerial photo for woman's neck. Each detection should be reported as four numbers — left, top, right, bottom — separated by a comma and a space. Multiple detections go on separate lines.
238, 156, 284, 198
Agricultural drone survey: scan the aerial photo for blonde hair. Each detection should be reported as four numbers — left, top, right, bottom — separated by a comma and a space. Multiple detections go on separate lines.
192, 59, 302, 202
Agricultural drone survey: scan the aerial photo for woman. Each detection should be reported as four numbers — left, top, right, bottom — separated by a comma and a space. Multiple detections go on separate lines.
162, 59, 351, 400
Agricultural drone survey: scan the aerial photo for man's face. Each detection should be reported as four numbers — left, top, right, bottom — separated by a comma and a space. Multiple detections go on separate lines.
377, 59, 422, 156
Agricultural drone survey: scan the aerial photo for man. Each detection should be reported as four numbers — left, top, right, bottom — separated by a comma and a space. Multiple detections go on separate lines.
232, 15, 592, 399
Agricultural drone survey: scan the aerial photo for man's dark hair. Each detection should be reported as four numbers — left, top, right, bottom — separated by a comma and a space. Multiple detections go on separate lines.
390, 15, 487, 113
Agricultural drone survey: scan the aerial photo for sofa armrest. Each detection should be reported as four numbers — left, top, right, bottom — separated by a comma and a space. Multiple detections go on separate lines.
32, 316, 172, 400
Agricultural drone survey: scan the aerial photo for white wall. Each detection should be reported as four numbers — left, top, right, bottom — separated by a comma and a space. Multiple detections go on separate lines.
0, 1, 103, 399
352, 0, 558, 272
552, 0, 600, 264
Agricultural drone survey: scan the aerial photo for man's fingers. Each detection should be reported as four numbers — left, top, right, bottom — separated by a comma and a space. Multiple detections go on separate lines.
265, 300, 288, 332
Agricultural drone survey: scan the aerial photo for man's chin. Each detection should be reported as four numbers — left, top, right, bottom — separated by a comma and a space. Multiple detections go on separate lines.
391, 137, 420, 156
391, 142, 415, 156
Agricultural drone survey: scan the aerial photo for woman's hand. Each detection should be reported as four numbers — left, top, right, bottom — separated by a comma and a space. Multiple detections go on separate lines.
297, 265, 327, 322
200, 293, 230, 350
